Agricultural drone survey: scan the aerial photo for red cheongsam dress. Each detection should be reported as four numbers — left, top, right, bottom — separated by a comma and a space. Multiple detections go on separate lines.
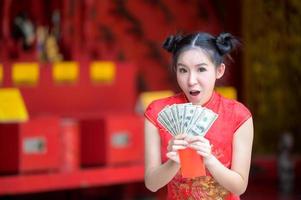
144, 91, 252, 200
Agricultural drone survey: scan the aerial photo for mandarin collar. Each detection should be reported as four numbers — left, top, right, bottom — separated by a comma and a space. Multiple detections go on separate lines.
203, 91, 218, 109
180, 91, 218, 108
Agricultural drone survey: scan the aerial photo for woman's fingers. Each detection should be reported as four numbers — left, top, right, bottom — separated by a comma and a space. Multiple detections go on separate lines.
167, 135, 214, 163
187, 137, 212, 158
168, 135, 214, 163
186, 135, 209, 143
167, 135, 188, 152
189, 142, 210, 150
168, 141, 187, 152
189, 144, 209, 154
166, 151, 180, 163
173, 139, 188, 146
175, 133, 187, 139
166, 151, 177, 157
172, 144, 187, 151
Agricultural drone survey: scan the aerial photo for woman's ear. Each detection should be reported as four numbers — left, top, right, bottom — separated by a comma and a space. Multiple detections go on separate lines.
216, 63, 225, 79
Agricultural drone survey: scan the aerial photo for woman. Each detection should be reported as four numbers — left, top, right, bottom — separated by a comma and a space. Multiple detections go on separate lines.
144, 32, 254, 199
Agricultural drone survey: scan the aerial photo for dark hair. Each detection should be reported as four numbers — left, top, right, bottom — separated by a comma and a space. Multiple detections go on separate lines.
162, 32, 239, 71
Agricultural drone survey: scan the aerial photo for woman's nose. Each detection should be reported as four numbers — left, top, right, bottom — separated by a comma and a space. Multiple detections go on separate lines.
188, 73, 197, 86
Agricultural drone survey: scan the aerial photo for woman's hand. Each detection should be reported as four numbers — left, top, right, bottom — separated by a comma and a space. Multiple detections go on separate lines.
186, 136, 214, 163
166, 134, 188, 163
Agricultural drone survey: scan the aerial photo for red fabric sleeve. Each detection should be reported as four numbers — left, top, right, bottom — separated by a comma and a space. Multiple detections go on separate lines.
144, 99, 167, 129
144, 101, 159, 127
233, 102, 252, 132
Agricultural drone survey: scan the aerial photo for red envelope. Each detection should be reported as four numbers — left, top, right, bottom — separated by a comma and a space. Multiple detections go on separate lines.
178, 148, 206, 178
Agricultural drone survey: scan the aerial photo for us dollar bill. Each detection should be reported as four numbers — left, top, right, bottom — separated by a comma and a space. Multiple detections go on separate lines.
186, 106, 205, 135
158, 114, 175, 135
170, 104, 180, 134
182, 104, 197, 133
188, 109, 218, 136
162, 106, 178, 135
157, 103, 218, 137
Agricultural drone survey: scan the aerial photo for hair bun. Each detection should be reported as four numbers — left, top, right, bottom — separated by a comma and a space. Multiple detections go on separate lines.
215, 32, 238, 55
162, 34, 183, 53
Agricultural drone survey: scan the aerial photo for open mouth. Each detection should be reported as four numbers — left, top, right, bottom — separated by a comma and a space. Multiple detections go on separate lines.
189, 90, 200, 96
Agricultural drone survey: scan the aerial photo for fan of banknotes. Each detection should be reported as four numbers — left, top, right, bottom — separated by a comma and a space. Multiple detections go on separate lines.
157, 103, 218, 136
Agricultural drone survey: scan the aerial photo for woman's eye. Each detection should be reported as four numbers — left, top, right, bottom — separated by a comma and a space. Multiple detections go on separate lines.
198, 67, 206, 72
178, 68, 187, 73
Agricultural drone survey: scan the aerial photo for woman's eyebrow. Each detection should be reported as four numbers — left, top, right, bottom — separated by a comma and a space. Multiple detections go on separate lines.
177, 62, 208, 67
176, 63, 187, 67
195, 63, 207, 67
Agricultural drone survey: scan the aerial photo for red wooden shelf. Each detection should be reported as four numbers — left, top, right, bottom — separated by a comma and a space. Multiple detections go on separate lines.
0, 164, 144, 196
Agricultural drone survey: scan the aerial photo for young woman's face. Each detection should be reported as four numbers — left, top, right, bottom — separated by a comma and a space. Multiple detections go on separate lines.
176, 48, 224, 105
